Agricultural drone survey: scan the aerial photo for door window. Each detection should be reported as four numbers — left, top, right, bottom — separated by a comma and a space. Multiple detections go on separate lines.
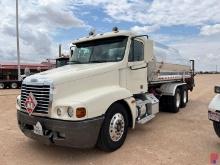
129, 40, 144, 62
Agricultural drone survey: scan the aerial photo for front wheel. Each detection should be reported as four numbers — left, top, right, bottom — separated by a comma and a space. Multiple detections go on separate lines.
97, 103, 128, 152
213, 121, 220, 137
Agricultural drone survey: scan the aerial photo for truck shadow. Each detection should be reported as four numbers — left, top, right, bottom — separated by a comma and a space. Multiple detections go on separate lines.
26, 126, 153, 161
27, 140, 108, 159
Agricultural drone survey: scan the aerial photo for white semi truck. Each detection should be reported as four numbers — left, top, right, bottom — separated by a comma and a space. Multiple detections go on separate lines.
16, 28, 195, 151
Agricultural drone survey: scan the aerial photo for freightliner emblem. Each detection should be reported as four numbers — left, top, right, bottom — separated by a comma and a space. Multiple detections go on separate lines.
24, 92, 37, 115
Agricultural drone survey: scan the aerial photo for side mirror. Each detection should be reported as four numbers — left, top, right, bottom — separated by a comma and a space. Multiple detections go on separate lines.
70, 45, 76, 57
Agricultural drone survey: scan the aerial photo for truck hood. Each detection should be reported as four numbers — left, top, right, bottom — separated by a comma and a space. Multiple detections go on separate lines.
24, 62, 120, 85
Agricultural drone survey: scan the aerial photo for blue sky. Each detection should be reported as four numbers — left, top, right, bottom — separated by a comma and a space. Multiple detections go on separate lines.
1, 0, 220, 71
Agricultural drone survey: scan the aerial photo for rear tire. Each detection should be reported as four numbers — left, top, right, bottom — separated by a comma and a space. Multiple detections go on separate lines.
180, 86, 188, 108
11, 82, 18, 89
213, 121, 220, 137
0, 82, 5, 89
97, 103, 128, 152
169, 88, 181, 113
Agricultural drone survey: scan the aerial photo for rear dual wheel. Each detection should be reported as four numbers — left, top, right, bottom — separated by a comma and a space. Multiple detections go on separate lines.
169, 88, 181, 113
167, 87, 188, 113
11, 82, 18, 89
180, 87, 188, 108
0, 83, 5, 89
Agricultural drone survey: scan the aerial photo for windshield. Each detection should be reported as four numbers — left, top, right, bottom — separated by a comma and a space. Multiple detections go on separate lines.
70, 36, 128, 64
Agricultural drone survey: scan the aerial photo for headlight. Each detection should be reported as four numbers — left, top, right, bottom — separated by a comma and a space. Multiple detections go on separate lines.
215, 86, 220, 93
57, 107, 62, 116
56, 106, 86, 118
67, 106, 74, 117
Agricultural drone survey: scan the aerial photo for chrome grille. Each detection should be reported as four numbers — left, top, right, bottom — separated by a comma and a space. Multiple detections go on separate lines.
21, 84, 50, 114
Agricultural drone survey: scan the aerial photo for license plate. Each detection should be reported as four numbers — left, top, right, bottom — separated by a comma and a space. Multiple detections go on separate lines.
208, 111, 220, 122
33, 121, 44, 136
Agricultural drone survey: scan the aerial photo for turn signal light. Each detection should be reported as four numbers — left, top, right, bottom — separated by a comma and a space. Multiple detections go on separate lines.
76, 107, 86, 118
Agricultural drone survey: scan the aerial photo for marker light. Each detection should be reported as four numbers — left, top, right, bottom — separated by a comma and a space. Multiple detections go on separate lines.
67, 106, 74, 117
76, 107, 86, 118
57, 108, 62, 116
112, 27, 119, 32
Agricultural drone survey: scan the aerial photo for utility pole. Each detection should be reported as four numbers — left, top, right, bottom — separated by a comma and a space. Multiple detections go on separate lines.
16, 0, 21, 81
59, 44, 62, 57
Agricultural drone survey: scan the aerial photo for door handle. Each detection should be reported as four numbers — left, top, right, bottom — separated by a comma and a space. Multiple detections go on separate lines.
129, 63, 148, 70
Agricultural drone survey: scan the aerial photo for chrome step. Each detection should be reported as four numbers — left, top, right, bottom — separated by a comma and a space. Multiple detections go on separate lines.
137, 114, 155, 124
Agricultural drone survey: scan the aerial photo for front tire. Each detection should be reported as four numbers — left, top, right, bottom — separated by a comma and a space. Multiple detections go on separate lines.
97, 103, 128, 152
213, 121, 220, 137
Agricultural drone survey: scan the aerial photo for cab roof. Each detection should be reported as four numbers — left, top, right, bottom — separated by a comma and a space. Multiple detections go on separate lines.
72, 30, 137, 44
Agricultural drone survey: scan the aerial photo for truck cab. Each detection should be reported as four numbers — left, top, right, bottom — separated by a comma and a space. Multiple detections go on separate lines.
16, 28, 194, 151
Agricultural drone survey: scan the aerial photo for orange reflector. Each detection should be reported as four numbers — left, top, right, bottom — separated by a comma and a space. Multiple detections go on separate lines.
76, 107, 86, 118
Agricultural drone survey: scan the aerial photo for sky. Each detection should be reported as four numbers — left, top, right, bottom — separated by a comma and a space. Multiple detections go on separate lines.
0, 0, 220, 71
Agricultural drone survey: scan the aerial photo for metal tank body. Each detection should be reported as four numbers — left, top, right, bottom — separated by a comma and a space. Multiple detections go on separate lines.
148, 42, 191, 83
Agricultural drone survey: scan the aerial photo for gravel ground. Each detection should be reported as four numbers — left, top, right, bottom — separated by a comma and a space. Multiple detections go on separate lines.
0, 74, 219, 165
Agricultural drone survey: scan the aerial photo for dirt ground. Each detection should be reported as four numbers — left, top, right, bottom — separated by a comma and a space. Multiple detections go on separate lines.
0, 74, 220, 165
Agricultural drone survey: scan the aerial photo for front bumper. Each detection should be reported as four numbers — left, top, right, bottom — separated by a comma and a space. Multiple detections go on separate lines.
17, 111, 104, 148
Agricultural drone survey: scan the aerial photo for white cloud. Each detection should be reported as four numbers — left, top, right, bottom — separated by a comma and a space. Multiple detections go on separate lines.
200, 24, 220, 36
22, 6, 85, 29
0, 0, 86, 63
170, 35, 220, 71
131, 25, 159, 34
145, 0, 220, 26
72, 0, 109, 6
104, 0, 150, 23
73, 0, 220, 27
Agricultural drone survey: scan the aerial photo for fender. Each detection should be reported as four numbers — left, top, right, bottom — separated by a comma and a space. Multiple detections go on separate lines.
53, 86, 136, 122
123, 97, 137, 129
208, 94, 220, 112
160, 83, 186, 96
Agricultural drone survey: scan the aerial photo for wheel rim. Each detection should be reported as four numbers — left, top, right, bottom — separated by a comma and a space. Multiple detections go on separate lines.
176, 92, 181, 108
11, 83, 17, 89
109, 113, 125, 142
0, 83, 4, 89
183, 90, 187, 103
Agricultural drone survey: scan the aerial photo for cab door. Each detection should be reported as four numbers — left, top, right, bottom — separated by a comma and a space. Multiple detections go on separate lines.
126, 39, 148, 94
